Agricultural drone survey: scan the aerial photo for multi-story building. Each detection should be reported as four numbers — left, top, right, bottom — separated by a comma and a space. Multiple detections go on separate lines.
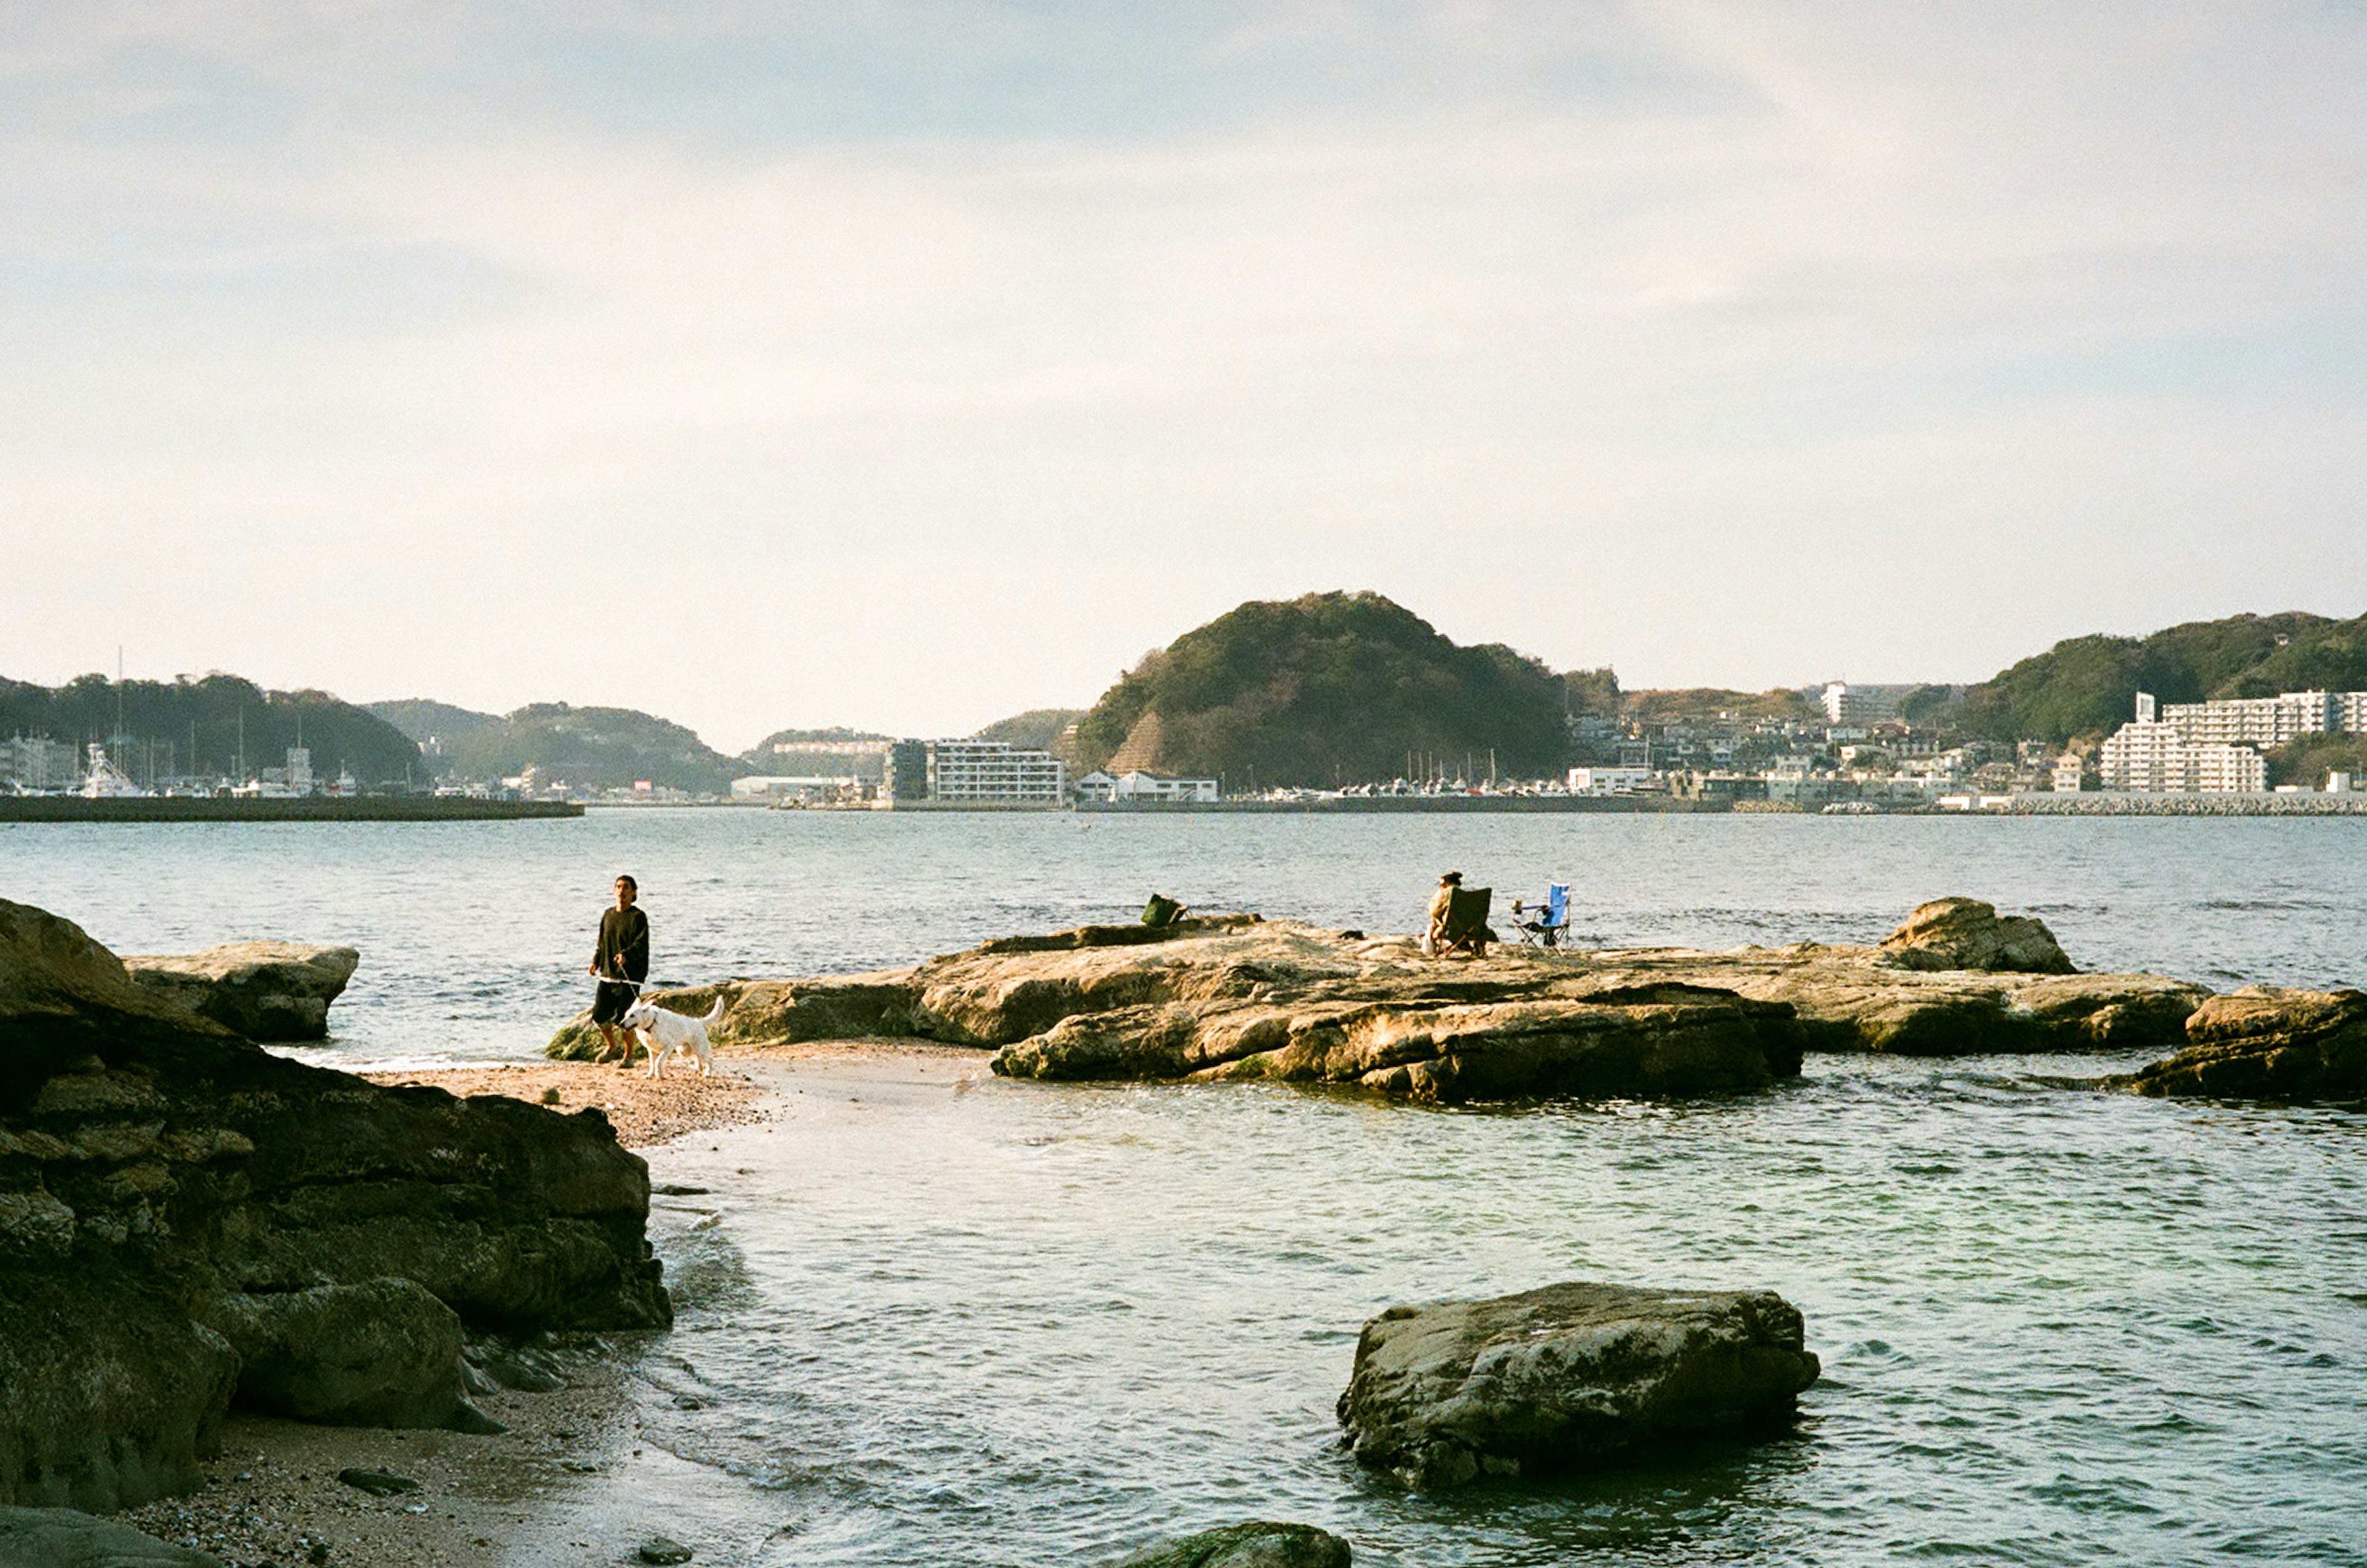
1, 733, 66, 790
2051, 751, 2085, 793
2190, 743, 2267, 793
880, 739, 1065, 806
2100, 713, 2194, 791
2162, 690, 2336, 748
2101, 701, 2267, 793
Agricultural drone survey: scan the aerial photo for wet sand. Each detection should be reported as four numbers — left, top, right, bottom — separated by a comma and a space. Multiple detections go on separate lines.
363, 1061, 774, 1148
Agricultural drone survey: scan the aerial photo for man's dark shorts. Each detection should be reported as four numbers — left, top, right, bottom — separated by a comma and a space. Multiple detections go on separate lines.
591, 981, 639, 1025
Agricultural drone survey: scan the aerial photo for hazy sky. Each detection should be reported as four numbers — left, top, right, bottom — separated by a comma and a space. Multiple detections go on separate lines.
4, 2, 2363, 750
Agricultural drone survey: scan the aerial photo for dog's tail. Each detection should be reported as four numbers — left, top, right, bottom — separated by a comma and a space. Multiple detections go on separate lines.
701, 995, 727, 1027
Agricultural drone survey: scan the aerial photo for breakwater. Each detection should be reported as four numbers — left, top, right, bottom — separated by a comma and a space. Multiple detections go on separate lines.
0, 796, 583, 824
1994, 792, 2367, 817
1076, 794, 1722, 813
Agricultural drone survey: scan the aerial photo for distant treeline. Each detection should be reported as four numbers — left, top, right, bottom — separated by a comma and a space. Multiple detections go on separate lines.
370, 700, 745, 793
1959, 611, 2367, 745
0, 674, 423, 784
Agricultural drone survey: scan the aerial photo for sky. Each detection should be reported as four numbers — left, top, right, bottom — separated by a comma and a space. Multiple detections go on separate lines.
3, 1, 2363, 752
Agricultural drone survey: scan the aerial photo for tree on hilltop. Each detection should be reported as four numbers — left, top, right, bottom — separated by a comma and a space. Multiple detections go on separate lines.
1071, 592, 1568, 787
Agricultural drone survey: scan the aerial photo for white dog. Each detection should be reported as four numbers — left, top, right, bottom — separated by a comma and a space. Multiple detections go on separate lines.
622, 994, 725, 1079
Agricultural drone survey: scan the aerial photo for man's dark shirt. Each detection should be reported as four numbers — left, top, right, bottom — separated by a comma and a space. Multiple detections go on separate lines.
595, 905, 650, 982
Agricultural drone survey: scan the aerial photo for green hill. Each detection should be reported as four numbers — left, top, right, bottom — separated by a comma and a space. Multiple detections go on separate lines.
1960, 611, 2367, 743
741, 725, 894, 783
367, 699, 502, 746
1071, 592, 1568, 788
2, 673, 423, 786
972, 708, 1085, 757
430, 703, 743, 792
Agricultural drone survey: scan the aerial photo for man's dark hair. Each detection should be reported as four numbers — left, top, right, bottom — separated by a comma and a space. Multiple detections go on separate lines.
616, 874, 638, 891
1441, 870, 1462, 884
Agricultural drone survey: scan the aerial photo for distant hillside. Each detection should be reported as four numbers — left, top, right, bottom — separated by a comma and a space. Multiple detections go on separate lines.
435, 703, 743, 791
1071, 592, 1567, 788
367, 699, 501, 745
1960, 611, 2367, 743
972, 708, 1084, 758
1622, 687, 1817, 725
3, 673, 423, 785
742, 725, 894, 783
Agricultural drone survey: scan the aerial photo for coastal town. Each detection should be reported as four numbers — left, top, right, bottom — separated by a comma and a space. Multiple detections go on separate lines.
12, 677, 2367, 817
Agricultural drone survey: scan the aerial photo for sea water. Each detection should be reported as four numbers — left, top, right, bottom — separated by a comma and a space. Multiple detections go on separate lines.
4, 811, 2364, 1565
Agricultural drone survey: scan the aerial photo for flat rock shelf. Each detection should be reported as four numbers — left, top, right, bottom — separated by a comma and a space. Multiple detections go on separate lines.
549, 900, 2210, 1101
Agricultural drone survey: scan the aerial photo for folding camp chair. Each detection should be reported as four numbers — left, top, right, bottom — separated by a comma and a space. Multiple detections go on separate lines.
1437, 885, 1494, 957
1515, 882, 1571, 948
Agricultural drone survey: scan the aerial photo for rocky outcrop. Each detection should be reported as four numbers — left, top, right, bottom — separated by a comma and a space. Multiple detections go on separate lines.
1113, 1521, 1353, 1567
0, 898, 667, 1511
552, 920, 1804, 1101
0, 1506, 225, 1567
201, 1279, 495, 1432
2117, 987, 2367, 1103
123, 942, 359, 1041
1877, 897, 2074, 974
1336, 1282, 1820, 1490
551, 902, 2205, 1092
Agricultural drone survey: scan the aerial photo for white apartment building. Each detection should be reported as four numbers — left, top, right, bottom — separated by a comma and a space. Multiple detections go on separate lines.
924, 740, 1066, 805
2100, 706, 2267, 793
1568, 766, 1652, 794
2190, 743, 2267, 793
2051, 752, 2085, 792
1, 733, 67, 790
2161, 690, 2337, 747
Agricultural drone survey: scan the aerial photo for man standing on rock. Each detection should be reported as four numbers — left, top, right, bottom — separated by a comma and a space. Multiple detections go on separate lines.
589, 874, 649, 1066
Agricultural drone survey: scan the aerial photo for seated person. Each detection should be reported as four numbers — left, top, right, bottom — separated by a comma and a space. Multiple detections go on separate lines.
1428, 875, 1494, 958
1424, 872, 1463, 954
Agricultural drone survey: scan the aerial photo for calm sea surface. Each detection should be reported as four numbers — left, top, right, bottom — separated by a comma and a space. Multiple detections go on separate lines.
4, 811, 2365, 1566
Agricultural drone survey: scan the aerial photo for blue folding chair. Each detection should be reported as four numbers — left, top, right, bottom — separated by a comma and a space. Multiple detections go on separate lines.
1515, 882, 1572, 948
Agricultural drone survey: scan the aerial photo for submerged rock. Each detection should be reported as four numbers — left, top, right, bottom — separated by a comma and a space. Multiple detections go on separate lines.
2117, 987, 2367, 1103
0, 897, 667, 1511
1336, 1281, 1820, 1490
0, 1505, 226, 1567
1877, 898, 2074, 974
122, 942, 360, 1041
557, 901, 2205, 1090
1112, 1521, 1352, 1567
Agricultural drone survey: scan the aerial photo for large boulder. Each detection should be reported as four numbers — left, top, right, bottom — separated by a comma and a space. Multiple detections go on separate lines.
1112, 1522, 1352, 1567
0, 897, 668, 1509
202, 1278, 494, 1432
0, 1270, 239, 1512
1878, 898, 2074, 974
2117, 987, 2367, 1102
123, 942, 359, 1041
0, 1506, 224, 1567
1336, 1281, 1820, 1489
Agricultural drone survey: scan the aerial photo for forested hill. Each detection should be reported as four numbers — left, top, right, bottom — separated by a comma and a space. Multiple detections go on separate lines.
1, 674, 423, 783
1960, 611, 2367, 743
367, 699, 501, 746
431, 704, 742, 792
1070, 592, 1568, 788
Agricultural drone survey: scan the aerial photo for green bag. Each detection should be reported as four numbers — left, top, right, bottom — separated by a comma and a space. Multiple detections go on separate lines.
1142, 894, 1184, 927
